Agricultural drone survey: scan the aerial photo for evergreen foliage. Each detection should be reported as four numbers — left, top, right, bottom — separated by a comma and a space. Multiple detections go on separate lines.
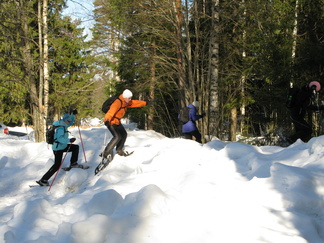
0, 0, 323, 144
49, 15, 94, 119
0, 0, 95, 139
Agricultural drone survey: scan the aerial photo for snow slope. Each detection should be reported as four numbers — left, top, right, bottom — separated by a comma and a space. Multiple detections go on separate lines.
1, 123, 324, 243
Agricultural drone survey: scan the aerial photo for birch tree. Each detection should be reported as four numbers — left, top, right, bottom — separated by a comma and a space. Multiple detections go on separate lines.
208, 0, 220, 138
42, 0, 49, 140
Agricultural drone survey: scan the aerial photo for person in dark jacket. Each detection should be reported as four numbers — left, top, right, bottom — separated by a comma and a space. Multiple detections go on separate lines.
181, 101, 205, 143
37, 112, 79, 186
288, 81, 324, 143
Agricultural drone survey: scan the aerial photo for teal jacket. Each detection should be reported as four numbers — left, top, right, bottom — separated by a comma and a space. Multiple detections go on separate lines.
52, 114, 75, 151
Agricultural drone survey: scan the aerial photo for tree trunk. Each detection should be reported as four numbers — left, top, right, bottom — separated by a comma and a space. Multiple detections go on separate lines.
240, 0, 247, 135
42, 0, 49, 139
148, 40, 156, 130
230, 107, 237, 141
208, 0, 220, 138
174, 0, 187, 108
290, 0, 298, 88
20, 0, 41, 142
240, 74, 246, 134
184, 0, 194, 102
193, 0, 208, 142
38, 0, 44, 124
291, 0, 298, 65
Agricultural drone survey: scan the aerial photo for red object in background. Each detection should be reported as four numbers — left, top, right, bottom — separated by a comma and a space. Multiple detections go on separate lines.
4, 128, 9, 135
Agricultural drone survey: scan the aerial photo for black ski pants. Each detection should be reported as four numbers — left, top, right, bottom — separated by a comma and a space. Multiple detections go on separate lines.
41, 144, 79, 181
183, 130, 202, 143
290, 116, 312, 143
103, 124, 127, 158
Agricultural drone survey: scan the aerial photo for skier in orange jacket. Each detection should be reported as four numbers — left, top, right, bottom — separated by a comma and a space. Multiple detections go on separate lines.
102, 89, 147, 158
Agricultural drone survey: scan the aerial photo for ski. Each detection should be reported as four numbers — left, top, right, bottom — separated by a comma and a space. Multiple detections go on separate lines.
95, 154, 113, 175
62, 164, 90, 171
94, 159, 110, 175
29, 184, 46, 188
29, 181, 50, 187
95, 151, 134, 175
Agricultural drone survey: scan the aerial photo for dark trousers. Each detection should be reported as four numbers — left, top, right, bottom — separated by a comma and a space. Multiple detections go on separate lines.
103, 124, 127, 158
290, 117, 312, 143
41, 144, 79, 181
183, 130, 202, 143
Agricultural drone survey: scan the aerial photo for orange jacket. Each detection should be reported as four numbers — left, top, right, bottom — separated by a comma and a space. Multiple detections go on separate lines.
104, 94, 147, 125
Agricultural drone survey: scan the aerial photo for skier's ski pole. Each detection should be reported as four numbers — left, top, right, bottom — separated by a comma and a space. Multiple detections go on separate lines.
78, 125, 87, 163
48, 143, 72, 192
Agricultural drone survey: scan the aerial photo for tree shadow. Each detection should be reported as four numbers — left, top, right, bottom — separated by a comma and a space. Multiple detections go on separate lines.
223, 141, 324, 242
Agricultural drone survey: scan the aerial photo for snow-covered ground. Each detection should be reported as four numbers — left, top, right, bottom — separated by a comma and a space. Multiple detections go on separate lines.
1, 122, 324, 243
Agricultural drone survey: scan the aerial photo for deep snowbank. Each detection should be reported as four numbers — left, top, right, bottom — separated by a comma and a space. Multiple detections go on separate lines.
1, 125, 324, 242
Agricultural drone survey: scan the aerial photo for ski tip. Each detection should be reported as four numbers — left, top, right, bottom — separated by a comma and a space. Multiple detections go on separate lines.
94, 166, 101, 175
126, 151, 134, 156
30, 183, 49, 188
122, 151, 134, 157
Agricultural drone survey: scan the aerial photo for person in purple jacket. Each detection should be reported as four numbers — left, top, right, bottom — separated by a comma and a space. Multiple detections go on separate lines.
181, 101, 205, 143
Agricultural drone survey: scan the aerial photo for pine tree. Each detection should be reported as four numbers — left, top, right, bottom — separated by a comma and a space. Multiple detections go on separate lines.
0, 0, 94, 141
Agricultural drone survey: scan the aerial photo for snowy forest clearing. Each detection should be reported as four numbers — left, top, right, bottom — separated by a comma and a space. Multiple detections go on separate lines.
1, 123, 324, 243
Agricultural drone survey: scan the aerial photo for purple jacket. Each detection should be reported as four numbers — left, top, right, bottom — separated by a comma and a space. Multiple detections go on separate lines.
182, 104, 203, 133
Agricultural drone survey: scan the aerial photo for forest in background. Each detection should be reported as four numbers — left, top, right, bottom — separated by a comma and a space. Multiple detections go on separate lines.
0, 0, 323, 144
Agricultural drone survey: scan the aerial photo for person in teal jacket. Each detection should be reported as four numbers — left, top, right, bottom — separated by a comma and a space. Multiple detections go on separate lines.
37, 112, 79, 186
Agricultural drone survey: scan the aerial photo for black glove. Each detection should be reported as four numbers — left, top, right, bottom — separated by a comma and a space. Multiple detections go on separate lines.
70, 138, 76, 143
72, 109, 78, 115
104, 121, 110, 126
146, 100, 155, 106
201, 112, 206, 118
